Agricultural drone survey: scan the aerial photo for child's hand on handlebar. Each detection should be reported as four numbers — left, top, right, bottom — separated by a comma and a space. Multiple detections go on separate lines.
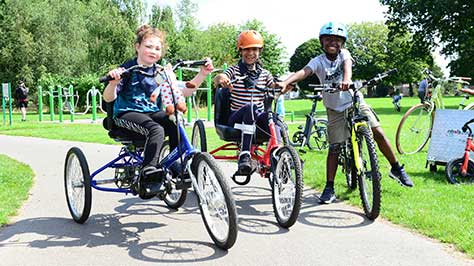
199, 58, 214, 75
339, 79, 351, 91
217, 76, 234, 90
107, 67, 125, 85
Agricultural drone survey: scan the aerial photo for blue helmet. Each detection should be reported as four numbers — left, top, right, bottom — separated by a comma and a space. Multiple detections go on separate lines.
319, 22, 348, 42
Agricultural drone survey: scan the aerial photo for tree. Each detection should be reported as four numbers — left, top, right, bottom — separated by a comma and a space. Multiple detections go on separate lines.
380, 0, 474, 78
288, 22, 437, 96
288, 38, 321, 92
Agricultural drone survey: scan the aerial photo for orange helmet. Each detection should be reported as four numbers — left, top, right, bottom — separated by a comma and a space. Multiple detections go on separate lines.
237, 30, 264, 50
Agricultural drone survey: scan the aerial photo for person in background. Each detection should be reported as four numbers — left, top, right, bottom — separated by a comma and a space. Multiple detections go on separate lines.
14, 80, 29, 122
417, 77, 430, 103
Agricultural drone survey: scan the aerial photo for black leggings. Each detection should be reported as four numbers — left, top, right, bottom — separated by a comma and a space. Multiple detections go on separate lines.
114, 111, 178, 167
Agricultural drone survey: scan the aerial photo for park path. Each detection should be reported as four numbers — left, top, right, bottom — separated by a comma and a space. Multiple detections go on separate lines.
0, 134, 473, 266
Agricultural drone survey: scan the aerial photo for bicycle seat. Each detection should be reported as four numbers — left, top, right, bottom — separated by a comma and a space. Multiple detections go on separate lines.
102, 100, 146, 147
306, 94, 323, 101
214, 87, 268, 143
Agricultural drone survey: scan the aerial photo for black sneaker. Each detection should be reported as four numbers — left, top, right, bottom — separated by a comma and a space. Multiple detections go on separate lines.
319, 187, 336, 204
238, 153, 252, 175
389, 164, 414, 187
138, 165, 164, 199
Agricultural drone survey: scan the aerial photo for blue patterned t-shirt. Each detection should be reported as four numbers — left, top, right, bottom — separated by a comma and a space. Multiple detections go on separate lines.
113, 58, 162, 117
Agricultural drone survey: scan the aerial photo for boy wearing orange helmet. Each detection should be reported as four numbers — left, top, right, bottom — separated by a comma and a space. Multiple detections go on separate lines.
278, 22, 413, 204
214, 30, 280, 174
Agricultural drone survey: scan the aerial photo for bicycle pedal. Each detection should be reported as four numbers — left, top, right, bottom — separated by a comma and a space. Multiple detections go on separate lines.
175, 176, 192, 189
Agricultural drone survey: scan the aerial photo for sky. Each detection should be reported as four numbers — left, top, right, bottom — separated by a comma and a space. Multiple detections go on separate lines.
146, 0, 449, 74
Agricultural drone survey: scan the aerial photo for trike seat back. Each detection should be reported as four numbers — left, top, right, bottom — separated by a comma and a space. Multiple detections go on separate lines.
102, 100, 146, 147
214, 87, 268, 143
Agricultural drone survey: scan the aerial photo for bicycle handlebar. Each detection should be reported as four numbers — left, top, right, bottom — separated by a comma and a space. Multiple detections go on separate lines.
99, 59, 209, 83
423, 68, 471, 85
309, 68, 398, 92
462, 118, 474, 134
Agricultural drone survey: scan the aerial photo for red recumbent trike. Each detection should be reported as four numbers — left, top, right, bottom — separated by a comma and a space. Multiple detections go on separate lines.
191, 84, 303, 228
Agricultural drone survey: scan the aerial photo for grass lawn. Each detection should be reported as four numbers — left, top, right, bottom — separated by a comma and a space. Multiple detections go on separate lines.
0, 155, 34, 225
1, 96, 473, 257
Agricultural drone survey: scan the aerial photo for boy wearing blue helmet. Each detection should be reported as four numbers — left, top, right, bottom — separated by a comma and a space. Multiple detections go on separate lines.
278, 22, 413, 204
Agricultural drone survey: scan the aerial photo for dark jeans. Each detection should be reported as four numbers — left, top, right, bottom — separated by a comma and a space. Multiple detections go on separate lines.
228, 104, 280, 151
418, 90, 426, 103
114, 111, 177, 167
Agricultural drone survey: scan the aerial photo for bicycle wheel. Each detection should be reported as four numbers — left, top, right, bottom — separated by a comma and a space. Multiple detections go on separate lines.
395, 103, 433, 155
160, 140, 187, 209
340, 140, 357, 190
271, 145, 303, 228
445, 157, 474, 184
192, 120, 207, 152
464, 102, 474, 111
290, 130, 304, 147
191, 152, 238, 250
308, 119, 328, 150
64, 147, 92, 224
355, 125, 381, 220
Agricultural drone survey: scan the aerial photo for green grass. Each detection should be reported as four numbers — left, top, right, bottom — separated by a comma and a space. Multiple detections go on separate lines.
0, 155, 34, 226
1, 96, 474, 256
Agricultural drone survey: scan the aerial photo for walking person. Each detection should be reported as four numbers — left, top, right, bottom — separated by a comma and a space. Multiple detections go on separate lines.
14, 80, 29, 122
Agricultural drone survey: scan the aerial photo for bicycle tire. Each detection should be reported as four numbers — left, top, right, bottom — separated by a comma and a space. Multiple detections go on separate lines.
64, 147, 92, 224
340, 140, 357, 190
464, 102, 474, 111
160, 140, 187, 209
271, 145, 303, 228
276, 118, 290, 146
308, 119, 328, 150
191, 152, 238, 250
355, 125, 381, 220
192, 120, 207, 152
395, 103, 433, 155
445, 157, 474, 184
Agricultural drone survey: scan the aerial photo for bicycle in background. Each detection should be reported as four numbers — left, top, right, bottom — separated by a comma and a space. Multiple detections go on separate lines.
289, 92, 328, 151
445, 118, 474, 184
395, 69, 472, 155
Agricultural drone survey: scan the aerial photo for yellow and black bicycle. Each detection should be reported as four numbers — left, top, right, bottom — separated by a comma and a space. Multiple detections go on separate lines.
311, 69, 397, 220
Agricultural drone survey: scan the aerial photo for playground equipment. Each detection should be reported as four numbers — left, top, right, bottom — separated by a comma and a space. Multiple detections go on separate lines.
38, 85, 105, 123
1, 82, 12, 125
176, 65, 214, 123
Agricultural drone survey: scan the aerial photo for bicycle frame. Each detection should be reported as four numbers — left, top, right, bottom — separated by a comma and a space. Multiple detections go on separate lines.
346, 92, 369, 174
209, 107, 281, 178
88, 119, 197, 194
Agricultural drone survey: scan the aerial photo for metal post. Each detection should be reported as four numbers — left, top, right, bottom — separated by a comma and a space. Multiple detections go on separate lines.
58, 85, 63, 123
2, 85, 6, 125
91, 86, 97, 123
7, 83, 12, 125
206, 74, 212, 121
69, 85, 74, 122
38, 86, 43, 122
49, 86, 54, 121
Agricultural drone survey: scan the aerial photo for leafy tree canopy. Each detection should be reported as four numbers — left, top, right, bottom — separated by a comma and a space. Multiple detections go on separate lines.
380, 0, 474, 78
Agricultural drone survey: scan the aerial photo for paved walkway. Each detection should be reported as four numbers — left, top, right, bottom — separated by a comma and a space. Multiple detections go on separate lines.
0, 135, 473, 266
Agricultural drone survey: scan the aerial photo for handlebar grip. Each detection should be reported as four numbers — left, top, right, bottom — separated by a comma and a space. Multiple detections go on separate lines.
181, 59, 208, 67
386, 68, 398, 76
99, 75, 113, 83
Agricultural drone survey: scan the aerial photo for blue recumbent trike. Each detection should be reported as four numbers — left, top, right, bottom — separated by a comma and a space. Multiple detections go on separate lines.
63, 60, 238, 250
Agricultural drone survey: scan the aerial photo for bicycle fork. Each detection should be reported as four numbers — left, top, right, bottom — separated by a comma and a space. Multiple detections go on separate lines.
351, 121, 367, 175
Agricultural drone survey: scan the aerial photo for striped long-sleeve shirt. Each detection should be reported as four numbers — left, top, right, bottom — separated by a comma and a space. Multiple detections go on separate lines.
223, 63, 275, 111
